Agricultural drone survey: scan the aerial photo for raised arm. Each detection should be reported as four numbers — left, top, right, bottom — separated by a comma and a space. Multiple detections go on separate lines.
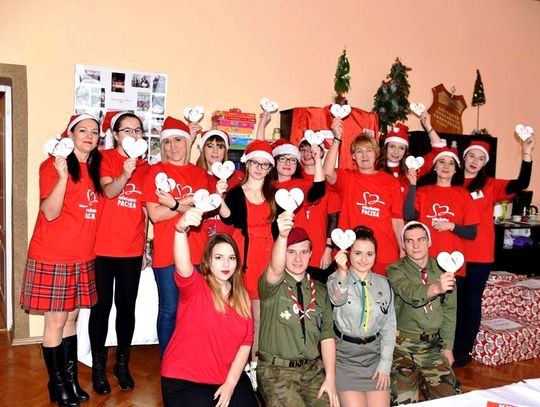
173, 207, 203, 278
255, 111, 271, 140
506, 135, 535, 194
323, 118, 343, 185
326, 250, 349, 305
266, 211, 294, 284
101, 157, 137, 199
40, 156, 69, 221
420, 111, 444, 146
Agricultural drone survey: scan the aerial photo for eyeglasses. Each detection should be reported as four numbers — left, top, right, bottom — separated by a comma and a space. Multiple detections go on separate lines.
277, 156, 298, 165
118, 127, 144, 136
248, 160, 272, 170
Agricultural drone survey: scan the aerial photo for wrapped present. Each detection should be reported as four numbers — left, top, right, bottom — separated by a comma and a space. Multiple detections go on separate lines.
214, 125, 253, 135
211, 110, 256, 123
487, 271, 527, 283
211, 120, 255, 129
482, 279, 540, 322
472, 317, 540, 366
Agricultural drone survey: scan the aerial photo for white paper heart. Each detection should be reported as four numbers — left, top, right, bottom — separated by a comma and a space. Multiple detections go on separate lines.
44, 138, 74, 158
122, 136, 148, 158
303, 130, 326, 146
275, 188, 304, 213
210, 160, 235, 180
436, 251, 465, 273
331, 228, 356, 251
405, 156, 425, 170
193, 189, 222, 212
409, 102, 426, 117
330, 104, 352, 119
260, 98, 279, 113
515, 123, 534, 141
183, 105, 204, 123
155, 172, 176, 193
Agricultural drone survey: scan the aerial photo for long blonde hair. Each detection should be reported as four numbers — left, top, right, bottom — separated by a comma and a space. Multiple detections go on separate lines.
200, 233, 251, 319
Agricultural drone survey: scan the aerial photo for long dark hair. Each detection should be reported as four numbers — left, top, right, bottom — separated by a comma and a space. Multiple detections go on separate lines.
66, 119, 103, 195
241, 163, 277, 223
376, 143, 409, 176
464, 167, 488, 192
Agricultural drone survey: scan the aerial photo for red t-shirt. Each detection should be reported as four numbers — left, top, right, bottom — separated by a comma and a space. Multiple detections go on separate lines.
463, 178, 513, 263
416, 185, 481, 276
201, 169, 243, 238
28, 157, 101, 263
161, 270, 253, 384
95, 149, 150, 257
333, 169, 403, 267
142, 163, 209, 267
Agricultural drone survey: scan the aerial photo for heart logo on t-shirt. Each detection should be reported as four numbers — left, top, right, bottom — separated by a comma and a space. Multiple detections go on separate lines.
155, 172, 176, 193
331, 228, 355, 251
211, 161, 235, 180
44, 138, 74, 158
122, 136, 148, 158
193, 189, 222, 212
436, 251, 464, 273
275, 188, 304, 213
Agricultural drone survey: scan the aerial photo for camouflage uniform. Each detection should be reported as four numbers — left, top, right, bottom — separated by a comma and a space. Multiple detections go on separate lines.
257, 269, 334, 407
387, 256, 459, 405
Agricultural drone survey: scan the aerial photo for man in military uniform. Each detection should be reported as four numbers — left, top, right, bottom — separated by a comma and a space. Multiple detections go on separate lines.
386, 221, 459, 405
257, 212, 339, 407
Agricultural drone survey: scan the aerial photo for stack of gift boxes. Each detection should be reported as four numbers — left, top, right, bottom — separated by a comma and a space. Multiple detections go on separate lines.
211, 109, 257, 150
472, 271, 540, 366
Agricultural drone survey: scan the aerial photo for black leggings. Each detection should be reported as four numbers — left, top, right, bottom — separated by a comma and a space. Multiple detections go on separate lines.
89, 256, 143, 350
161, 374, 258, 407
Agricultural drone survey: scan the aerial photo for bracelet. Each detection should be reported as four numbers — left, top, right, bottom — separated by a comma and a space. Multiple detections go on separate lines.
174, 224, 190, 234
325, 243, 333, 249
111, 178, 123, 191
333, 137, 342, 144
427, 128, 435, 134
170, 201, 180, 211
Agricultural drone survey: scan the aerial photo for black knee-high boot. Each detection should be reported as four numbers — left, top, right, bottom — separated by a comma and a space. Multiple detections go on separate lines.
43, 344, 79, 407
113, 347, 134, 390
62, 335, 90, 401
91, 348, 111, 394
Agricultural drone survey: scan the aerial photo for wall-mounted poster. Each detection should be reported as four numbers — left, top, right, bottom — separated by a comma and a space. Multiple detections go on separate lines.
74, 64, 167, 163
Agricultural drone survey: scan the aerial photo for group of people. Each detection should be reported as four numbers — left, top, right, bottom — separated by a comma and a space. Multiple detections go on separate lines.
19, 106, 535, 407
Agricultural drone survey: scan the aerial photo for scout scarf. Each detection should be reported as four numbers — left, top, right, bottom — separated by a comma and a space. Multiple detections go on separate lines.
283, 275, 316, 321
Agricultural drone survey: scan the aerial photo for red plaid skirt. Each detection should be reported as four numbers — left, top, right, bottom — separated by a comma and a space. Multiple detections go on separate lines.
19, 258, 97, 312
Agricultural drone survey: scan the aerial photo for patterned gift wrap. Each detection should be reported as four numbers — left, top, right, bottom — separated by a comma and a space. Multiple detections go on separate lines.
481, 281, 515, 318
481, 279, 540, 322
472, 317, 540, 366
487, 271, 528, 283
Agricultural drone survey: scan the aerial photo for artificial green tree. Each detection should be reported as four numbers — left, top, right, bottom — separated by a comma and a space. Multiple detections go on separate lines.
372, 58, 411, 135
472, 69, 486, 132
334, 49, 351, 105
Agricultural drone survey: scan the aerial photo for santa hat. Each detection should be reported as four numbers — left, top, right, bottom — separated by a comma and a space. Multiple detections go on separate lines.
198, 129, 230, 150
463, 140, 490, 163
61, 113, 99, 138
432, 147, 461, 167
401, 221, 432, 247
271, 139, 300, 159
101, 111, 129, 135
240, 140, 274, 166
384, 123, 409, 147
160, 116, 191, 142
287, 227, 310, 247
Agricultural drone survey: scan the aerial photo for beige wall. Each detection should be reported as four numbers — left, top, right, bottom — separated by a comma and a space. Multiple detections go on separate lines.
1, 0, 539, 337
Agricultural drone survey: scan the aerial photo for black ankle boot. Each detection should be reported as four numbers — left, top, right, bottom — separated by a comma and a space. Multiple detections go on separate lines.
91, 348, 111, 394
113, 348, 134, 390
62, 335, 89, 401
43, 344, 80, 407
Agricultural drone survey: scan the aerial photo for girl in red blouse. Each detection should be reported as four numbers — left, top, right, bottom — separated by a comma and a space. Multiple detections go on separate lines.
161, 208, 257, 407
20, 113, 102, 406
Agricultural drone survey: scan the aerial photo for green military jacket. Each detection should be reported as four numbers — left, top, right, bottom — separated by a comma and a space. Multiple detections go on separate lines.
258, 269, 334, 361
386, 256, 457, 349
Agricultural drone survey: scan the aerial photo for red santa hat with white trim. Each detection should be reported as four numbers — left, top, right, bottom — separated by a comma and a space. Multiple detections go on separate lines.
61, 113, 99, 138
432, 146, 461, 167
198, 129, 230, 150
271, 139, 300, 159
463, 140, 490, 164
101, 111, 129, 136
384, 123, 409, 147
160, 116, 191, 142
240, 140, 275, 166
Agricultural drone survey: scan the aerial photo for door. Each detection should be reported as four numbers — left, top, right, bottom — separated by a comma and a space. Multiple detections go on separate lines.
0, 85, 13, 331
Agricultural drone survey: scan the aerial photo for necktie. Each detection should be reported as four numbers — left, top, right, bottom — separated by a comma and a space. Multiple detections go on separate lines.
296, 281, 306, 343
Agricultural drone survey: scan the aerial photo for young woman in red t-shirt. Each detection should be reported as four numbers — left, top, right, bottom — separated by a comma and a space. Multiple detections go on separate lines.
142, 116, 209, 356
453, 135, 535, 366
88, 112, 150, 394
161, 208, 257, 407
324, 118, 404, 276
20, 113, 102, 406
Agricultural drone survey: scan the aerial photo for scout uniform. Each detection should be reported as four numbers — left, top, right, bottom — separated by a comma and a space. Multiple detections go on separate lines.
386, 256, 459, 405
257, 269, 334, 406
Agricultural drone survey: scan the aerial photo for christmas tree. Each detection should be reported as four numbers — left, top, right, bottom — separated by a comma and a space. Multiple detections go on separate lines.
372, 58, 411, 135
334, 49, 351, 105
472, 69, 486, 132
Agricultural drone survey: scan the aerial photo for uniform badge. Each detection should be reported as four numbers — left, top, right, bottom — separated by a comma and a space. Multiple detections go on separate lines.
280, 310, 291, 320
292, 304, 300, 315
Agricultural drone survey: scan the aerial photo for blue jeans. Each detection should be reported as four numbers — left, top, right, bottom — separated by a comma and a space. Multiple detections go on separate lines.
153, 264, 178, 357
